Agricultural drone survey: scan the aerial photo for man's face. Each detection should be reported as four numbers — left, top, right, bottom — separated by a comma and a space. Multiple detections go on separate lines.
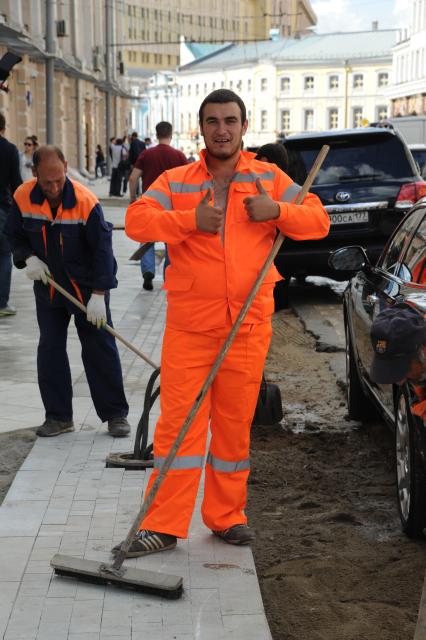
398, 350, 426, 385
200, 102, 248, 160
34, 158, 67, 207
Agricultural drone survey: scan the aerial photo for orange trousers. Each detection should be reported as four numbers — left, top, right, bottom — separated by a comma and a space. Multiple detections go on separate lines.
141, 317, 272, 538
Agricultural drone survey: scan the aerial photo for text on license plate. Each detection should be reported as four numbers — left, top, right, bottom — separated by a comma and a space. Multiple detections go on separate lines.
329, 211, 369, 225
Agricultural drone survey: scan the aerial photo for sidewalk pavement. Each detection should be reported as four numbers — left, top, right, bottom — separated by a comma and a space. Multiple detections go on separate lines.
0, 199, 272, 639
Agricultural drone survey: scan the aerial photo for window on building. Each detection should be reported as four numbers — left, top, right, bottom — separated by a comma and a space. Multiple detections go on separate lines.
247, 110, 251, 127
329, 75, 339, 90
280, 77, 290, 92
248, 78, 252, 91
328, 108, 339, 129
280, 109, 290, 131
195, 84, 199, 95
204, 83, 208, 93
212, 82, 216, 90
304, 109, 314, 130
304, 76, 314, 90
229, 81, 233, 89
188, 85, 191, 96
261, 110, 268, 130
376, 105, 388, 122
236, 79, 242, 91
352, 107, 363, 127
353, 74, 364, 89
261, 78, 267, 91
221, 80, 225, 88
378, 72, 389, 87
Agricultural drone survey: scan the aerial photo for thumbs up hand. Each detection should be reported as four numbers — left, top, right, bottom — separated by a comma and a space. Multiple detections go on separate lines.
243, 178, 280, 221
195, 188, 225, 234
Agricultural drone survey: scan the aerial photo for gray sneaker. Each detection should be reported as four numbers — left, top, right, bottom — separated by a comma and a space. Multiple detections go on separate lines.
212, 524, 255, 545
107, 417, 130, 437
36, 419, 74, 437
111, 530, 177, 558
0, 304, 16, 317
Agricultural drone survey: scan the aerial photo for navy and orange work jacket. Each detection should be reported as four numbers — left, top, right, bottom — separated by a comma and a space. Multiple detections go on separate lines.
6, 177, 118, 305
126, 149, 330, 331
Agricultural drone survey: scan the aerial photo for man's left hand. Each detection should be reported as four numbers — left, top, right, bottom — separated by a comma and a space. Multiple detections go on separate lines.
86, 293, 107, 329
243, 179, 280, 221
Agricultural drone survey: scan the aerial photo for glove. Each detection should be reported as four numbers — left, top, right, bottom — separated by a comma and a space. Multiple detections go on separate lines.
25, 256, 50, 285
86, 293, 107, 329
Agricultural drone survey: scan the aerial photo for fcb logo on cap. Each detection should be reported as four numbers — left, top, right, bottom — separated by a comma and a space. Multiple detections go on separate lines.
375, 339, 387, 354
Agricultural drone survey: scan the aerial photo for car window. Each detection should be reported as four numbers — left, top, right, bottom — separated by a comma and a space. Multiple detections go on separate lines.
411, 149, 426, 177
379, 208, 425, 274
400, 213, 426, 284
286, 135, 413, 186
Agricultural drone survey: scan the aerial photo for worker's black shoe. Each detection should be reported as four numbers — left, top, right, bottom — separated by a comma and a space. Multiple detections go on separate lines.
142, 271, 154, 291
212, 524, 255, 545
36, 419, 74, 437
107, 417, 131, 437
111, 530, 177, 558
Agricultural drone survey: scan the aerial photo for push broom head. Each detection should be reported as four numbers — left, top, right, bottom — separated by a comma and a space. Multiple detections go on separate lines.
51, 554, 183, 599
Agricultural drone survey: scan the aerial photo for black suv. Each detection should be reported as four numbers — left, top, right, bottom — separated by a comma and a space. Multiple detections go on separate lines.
275, 127, 426, 281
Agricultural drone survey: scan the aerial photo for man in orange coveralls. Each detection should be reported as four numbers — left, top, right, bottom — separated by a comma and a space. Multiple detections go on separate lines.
115, 89, 330, 557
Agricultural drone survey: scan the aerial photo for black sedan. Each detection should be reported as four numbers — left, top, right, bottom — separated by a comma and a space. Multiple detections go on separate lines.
329, 198, 426, 538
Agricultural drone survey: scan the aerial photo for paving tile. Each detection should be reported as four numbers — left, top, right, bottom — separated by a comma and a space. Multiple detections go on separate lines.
0, 538, 34, 580
0, 501, 48, 537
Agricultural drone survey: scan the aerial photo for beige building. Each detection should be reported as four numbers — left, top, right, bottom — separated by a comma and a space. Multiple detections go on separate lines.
124, 0, 317, 73
0, 0, 131, 173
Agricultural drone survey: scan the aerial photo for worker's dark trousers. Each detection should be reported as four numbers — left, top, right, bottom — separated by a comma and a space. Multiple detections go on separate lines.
35, 295, 129, 423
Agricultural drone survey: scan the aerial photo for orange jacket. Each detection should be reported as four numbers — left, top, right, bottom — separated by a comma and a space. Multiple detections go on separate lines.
126, 150, 330, 331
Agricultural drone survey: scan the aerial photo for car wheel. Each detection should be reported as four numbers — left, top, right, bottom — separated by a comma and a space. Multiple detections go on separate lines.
395, 386, 426, 538
345, 321, 372, 421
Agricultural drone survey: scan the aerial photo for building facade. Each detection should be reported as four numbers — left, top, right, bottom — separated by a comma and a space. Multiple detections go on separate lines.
169, 29, 397, 152
0, 0, 131, 173
386, 0, 426, 116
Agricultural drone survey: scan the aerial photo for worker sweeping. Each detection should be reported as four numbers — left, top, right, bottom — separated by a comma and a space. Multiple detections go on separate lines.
118, 89, 330, 557
4, 145, 131, 438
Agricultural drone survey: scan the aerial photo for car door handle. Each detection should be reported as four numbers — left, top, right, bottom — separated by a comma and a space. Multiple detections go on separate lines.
366, 293, 379, 305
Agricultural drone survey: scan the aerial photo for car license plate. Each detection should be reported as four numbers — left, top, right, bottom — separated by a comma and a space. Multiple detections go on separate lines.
329, 211, 369, 225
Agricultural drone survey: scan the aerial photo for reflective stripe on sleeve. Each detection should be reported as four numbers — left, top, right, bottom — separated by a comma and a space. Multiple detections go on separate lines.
144, 189, 172, 210
153, 455, 204, 470
169, 180, 213, 193
206, 452, 250, 472
233, 171, 275, 184
279, 182, 302, 203
21, 212, 51, 221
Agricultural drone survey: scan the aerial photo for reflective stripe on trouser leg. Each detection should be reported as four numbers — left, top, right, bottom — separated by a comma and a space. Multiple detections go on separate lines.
201, 320, 272, 531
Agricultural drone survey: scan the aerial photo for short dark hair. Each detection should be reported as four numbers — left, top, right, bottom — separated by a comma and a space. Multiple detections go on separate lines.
0, 112, 5, 130
199, 89, 247, 124
131, 131, 138, 138
255, 143, 289, 173
155, 121, 172, 138
33, 145, 66, 168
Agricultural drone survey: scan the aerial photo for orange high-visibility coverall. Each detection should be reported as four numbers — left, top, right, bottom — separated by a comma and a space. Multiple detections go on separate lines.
125, 150, 330, 537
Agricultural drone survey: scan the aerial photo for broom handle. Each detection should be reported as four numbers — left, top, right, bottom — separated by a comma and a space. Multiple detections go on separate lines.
111, 145, 330, 571
45, 277, 159, 369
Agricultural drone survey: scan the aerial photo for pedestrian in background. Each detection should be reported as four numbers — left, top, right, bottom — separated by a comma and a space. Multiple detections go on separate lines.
144, 137, 154, 149
255, 143, 289, 173
5, 145, 131, 438
19, 136, 38, 182
95, 144, 106, 178
109, 137, 126, 196
128, 121, 187, 291
0, 112, 22, 317
118, 89, 329, 557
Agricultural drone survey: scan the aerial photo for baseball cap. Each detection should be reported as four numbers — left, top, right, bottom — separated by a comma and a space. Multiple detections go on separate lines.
370, 304, 426, 384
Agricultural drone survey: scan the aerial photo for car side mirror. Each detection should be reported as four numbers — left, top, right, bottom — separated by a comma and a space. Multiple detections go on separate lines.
328, 246, 371, 272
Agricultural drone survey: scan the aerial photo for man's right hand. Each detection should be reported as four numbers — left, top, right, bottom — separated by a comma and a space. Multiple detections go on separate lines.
195, 189, 224, 234
25, 256, 50, 285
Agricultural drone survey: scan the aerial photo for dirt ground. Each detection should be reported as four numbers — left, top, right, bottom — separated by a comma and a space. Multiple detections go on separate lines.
0, 428, 36, 503
2, 308, 426, 639
248, 309, 426, 640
